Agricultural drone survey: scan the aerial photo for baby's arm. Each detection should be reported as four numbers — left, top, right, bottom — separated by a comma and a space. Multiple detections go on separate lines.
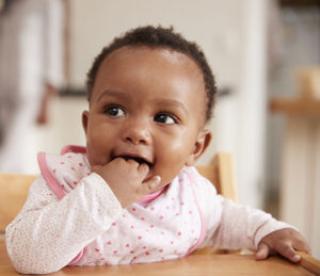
5, 173, 122, 274
209, 197, 309, 262
196, 174, 309, 262
205, 195, 291, 250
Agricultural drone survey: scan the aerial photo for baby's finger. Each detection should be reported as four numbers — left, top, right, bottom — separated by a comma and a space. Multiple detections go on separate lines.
137, 163, 150, 176
276, 242, 301, 263
142, 175, 161, 193
293, 238, 311, 254
256, 242, 270, 260
125, 158, 141, 167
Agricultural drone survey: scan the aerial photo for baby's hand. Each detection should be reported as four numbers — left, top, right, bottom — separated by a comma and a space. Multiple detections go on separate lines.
92, 158, 161, 208
256, 228, 310, 263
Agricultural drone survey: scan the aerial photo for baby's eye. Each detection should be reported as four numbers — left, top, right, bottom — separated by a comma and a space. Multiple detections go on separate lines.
104, 106, 125, 117
154, 113, 177, 125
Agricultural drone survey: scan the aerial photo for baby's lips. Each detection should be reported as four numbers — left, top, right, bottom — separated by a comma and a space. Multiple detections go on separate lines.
112, 153, 153, 168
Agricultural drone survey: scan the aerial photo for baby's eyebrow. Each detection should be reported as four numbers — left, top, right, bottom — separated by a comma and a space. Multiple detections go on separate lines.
154, 99, 189, 115
95, 89, 189, 116
95, 89, 128, 102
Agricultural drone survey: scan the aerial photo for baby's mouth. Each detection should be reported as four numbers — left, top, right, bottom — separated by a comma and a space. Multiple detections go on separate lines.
113, 154, 153, 169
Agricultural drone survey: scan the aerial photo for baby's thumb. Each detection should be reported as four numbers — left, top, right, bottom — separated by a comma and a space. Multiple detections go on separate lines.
256, 242, 270, 260
144, 176, 162, 193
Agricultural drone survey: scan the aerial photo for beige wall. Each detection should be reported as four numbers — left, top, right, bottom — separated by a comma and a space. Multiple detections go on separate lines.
68, 0, 244, 89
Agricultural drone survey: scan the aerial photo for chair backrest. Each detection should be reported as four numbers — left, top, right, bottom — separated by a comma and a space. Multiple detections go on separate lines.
0, 152, 236, 233
197, 152, 237, 201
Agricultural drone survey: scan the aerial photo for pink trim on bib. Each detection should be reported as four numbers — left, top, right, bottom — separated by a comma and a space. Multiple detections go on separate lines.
68, 248, 86, 266
38, 146, 88, 265
138, 185, 168, 206
185, 170, 207, 255
37, 152, 65, 200
61, 145, 87, 155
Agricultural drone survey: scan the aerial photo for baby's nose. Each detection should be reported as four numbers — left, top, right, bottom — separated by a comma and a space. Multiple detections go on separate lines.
122, 119, 151, 145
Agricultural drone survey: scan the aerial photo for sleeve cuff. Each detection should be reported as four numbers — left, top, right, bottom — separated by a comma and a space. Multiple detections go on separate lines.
254, 218, 298, 249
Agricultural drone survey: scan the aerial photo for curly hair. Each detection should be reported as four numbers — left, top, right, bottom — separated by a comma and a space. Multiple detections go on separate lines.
86, 25, 217, 122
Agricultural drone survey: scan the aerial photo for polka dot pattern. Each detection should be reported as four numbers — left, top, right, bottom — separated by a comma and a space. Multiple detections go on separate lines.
44, 149, 203, 266
78, 172, 203, 265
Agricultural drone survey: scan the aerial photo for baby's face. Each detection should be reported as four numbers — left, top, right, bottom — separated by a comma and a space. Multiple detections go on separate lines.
83, 46, 211, 186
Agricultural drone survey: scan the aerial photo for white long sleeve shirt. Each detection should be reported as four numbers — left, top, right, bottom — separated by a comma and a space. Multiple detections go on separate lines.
5, 147, 292, 274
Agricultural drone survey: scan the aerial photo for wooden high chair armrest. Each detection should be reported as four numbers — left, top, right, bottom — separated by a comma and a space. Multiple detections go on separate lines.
297, 251, 320, 275
0, 173, 37, 232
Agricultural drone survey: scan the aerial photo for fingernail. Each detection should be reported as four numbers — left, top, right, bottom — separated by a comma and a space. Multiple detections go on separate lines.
292, 254, 301, 262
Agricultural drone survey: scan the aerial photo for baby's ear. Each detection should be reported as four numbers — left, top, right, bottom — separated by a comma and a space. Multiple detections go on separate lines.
185, 129, 212, 166
82, 111, 89, 135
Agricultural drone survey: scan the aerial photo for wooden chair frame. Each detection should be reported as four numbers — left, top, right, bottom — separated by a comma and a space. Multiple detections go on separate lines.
197, 152, 237, 201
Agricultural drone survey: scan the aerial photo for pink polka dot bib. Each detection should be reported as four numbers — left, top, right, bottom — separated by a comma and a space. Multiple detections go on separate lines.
38, 145, 206, 265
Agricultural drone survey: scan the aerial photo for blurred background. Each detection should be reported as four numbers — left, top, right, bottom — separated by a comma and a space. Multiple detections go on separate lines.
0, 0, 319, 257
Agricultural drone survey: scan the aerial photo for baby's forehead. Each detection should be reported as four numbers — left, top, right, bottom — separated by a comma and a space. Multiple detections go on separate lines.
92, 46, 208, 120
96, 46, 203, 89
91, 46, 207, 116
98, 46, 205, 88
102, 45, 198, 69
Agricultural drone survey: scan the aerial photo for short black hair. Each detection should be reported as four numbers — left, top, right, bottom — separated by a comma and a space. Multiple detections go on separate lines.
86, 25, 217, 122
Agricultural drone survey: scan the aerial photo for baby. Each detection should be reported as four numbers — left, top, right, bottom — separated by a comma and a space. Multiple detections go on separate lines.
5, 26, 309, 274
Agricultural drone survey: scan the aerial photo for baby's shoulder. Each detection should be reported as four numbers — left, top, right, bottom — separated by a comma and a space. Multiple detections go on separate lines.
179, 166, 218, 195
38, 146, 89, 173
37, 145, 90, 199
